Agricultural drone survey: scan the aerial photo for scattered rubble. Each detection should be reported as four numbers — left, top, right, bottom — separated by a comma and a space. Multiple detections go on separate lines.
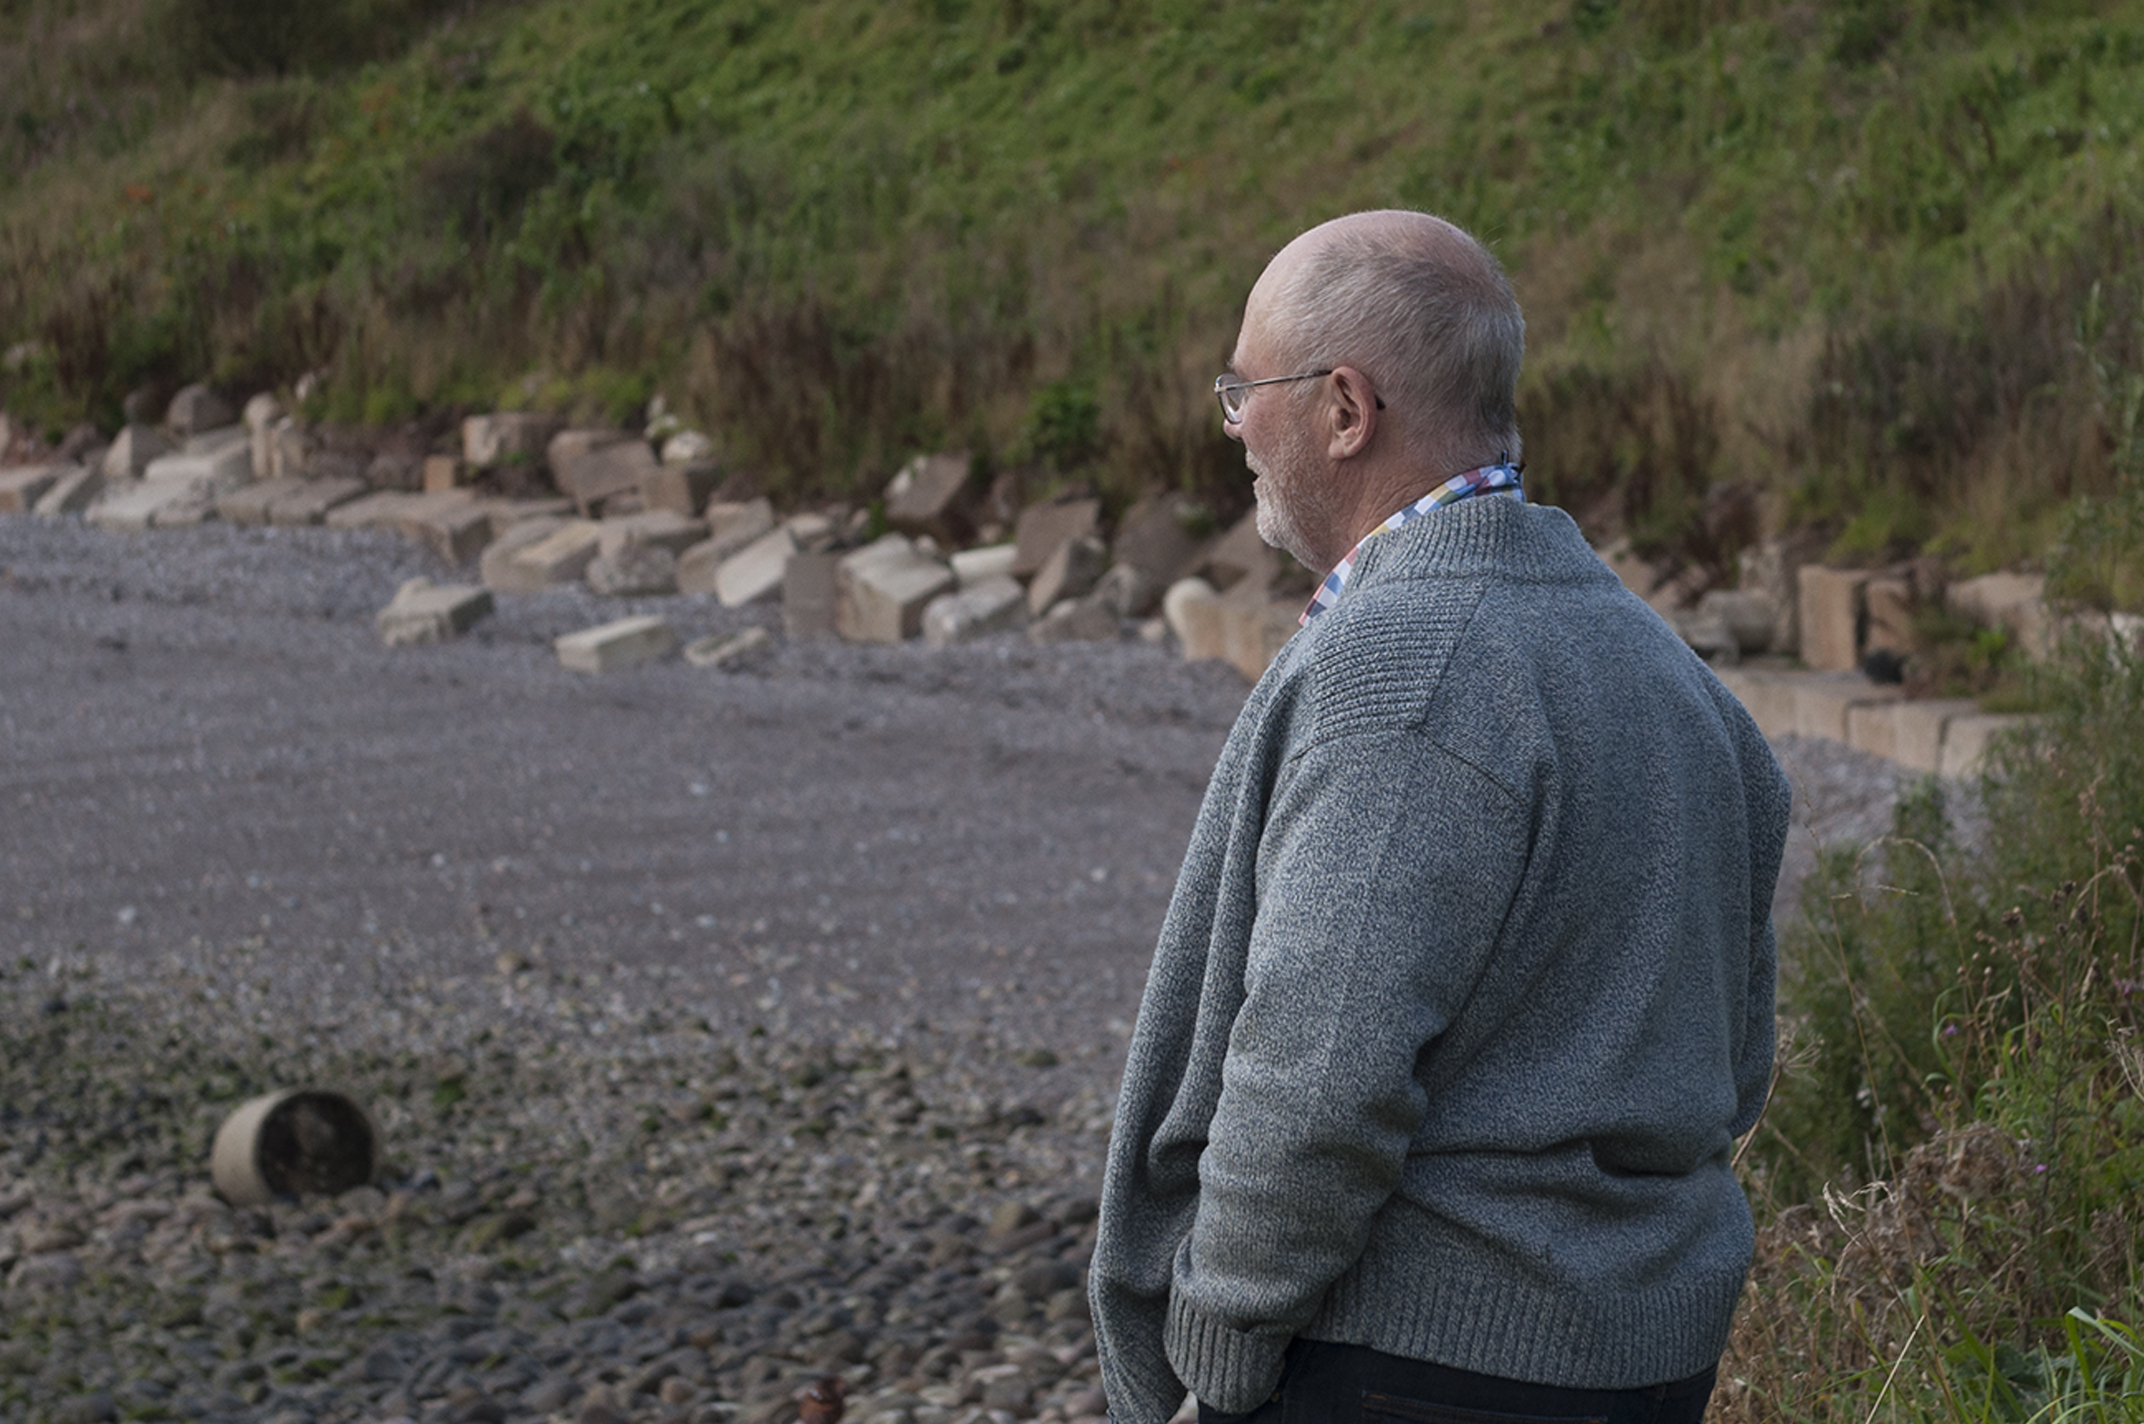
376, 578, 495, 646
556, 615, 679, 674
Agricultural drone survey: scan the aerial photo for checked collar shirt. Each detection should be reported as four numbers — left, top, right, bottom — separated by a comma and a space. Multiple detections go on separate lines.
1300, 461, 1526, 626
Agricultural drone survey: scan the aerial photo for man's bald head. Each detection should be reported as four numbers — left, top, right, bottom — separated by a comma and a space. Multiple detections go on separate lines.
1250, 211, 1524, 465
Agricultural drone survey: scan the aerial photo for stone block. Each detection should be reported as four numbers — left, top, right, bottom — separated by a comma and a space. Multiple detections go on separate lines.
1697, 588, 1780, 655
707, 497, 776, 546
1198, 510, 1278, 595
422, 455, 468, 494
677, 505, 777, 594
1094, 561, 1160, 619
400, 494, 493, 564
1792, 673, 1904, 743
101, 424, 171, 480
1711, 668, 1799, 741
550, 431, 656, 514
555, 615, 677, 673
0, 464, 60, 513
245, 394, 281, 478
503, 520, 604, 591
787, 509, 840, 551
683, 626, 772, 669
87, 480, 213, 531
480, 516, 571, 592
836, 534, 955, 643
1011, 497, 1100, 578
165, 383, 235, 437
662, 430, 715, 465
31, 463, 102, 518
479, 496, 575, 534
1163, 578, 1228, 663
462, 412, 564, 469
1940, 713, 2033, 780
1029, 592, 1118, 645
597, 510, 707, 560
268, 477, 367, 526
1221, 596, 1300, 682
1850, 697, 1980, 773
585, 545, 678, 597
376, 578, 493, 646
1027, 534, 1108, 616
142, 429, 253, 493
923, 576, 1027, 647
639, 460, 721, 517
1797, 566, 1870, 673
1864, 575, 1917, 655
1112, 493, 1211, 588
782, 550, 841, 638
1669, 607, 1739, 665
325, 490, 419, 531
883, 451, 974, 540
1948, 571, 2050, 660
950, 543, 1017, 588
217, 477, 309, 526
714, 526, 797, 608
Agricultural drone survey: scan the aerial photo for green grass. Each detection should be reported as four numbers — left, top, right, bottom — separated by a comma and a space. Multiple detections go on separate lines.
2, 0, 2143, 561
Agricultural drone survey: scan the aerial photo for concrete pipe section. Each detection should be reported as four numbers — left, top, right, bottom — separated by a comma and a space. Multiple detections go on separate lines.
210, 1089, 380, 1207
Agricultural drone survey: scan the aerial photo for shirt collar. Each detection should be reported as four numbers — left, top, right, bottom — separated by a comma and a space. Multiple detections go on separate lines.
1299, 461, 1525, 626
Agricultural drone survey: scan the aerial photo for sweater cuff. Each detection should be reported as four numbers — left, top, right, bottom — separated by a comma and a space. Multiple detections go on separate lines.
1164, 1292, 1289, 1415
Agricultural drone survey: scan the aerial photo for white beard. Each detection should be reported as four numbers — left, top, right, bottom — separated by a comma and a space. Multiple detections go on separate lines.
1249, 435, 1341, 572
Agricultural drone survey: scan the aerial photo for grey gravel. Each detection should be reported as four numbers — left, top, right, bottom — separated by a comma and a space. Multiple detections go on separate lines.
0, 515, 1934, 1424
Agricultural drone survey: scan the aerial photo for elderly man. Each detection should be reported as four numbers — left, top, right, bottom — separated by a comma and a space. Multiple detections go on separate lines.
1088, 211, 1789, 1424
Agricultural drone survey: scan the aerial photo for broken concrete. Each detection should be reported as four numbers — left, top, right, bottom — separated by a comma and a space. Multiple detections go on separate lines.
555, 615, 677, 673
1027, 534, 1108, 617
836, 534, 956, 643
683, 626, 772, 669
30, 463, 102, 518
922, 576, 1027, 648
376, 577, 494, 646
1012, 497, 1100, 578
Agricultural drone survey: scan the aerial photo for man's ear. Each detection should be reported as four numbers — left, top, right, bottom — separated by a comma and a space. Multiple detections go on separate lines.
1324, 366, 1379, 460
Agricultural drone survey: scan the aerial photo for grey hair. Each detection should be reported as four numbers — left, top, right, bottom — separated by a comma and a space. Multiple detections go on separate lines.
1268, 213, 1525, 463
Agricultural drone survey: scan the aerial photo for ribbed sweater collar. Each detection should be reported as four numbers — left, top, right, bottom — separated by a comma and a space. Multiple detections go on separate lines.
1341, 496, 1605, 591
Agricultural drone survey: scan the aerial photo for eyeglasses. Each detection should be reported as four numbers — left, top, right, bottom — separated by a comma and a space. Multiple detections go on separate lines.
1213, 370, 1383, 423
1213, 369, 1333, 424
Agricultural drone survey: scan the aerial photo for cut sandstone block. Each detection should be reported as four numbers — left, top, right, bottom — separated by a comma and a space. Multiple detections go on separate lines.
217, 477, 308, 526
143, 428, 253, 493
0, 465, 61, 513
505, 520, 604, 590
1793, 673, 1904, 743
1797, 566, 1870, 673
269, 477, 368, 526
1200, 510, 1278, 595
31, 463, 102, 518
462, 412, 564, 469
88, 480, 215, 531
422, 454, 468, 494
1222, 595, 1300, 682
101, 424, 171, 480
835, 534, 954, 643
1164, 578, 1228, 663
683, 626, 771, 669
883, 451, 973, 540
1011, 497, 1099, 578
1711, 667, 1799, 741
551, 432, 656, 514
596, 509, 706, 560
376, 578, 493, 646
166, 384, 235, 436
1027, 533, 1107, 616
1846, 697, 1980, 774
1112, 493, 1211, 588
923, 576, 1027, 647
1949, 572, 2051, 661
1940, 713, 2033, 779
950, 543, 1017, 588
639, 460, 721, 517
555, 615, 677, 673
714, 526, 797, 608
480, 517, 570, 591
1028, 593, 1118, 645
782, 550, 841, 638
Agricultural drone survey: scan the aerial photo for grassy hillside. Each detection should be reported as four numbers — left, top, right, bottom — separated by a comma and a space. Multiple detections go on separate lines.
3, 0, 2141, 588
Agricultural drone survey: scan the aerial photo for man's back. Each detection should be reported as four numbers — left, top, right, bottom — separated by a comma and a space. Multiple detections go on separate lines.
1091, 498, 1790, 1421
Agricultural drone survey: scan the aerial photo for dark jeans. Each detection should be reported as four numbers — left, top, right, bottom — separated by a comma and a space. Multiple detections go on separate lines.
1195, 1340, 1718, 1424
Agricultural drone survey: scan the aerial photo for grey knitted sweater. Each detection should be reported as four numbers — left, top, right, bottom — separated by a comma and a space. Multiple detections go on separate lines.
1089, 498, 1789, 1423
